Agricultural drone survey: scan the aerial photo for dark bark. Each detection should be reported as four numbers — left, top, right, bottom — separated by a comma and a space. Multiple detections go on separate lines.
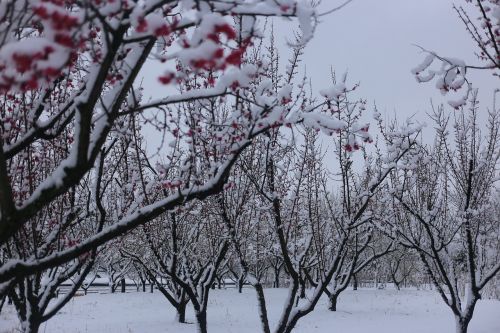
273, 262, 282, 288
274, 272, 280, 288
217, 277, 222, 289
237, 277, 244, 293
11, 292, 42, 333
0, 295, 5, 314
353, 274, 358, 290
176, 301, 187, 324
394, 281, 401, 291
195, 310, 208, 333
22, 317, 41, 333
456, 316, 472, 333
328, 293, 338, 312
299, 278, 306, 299
254, 284, 271, 333
121, 278, 126, 293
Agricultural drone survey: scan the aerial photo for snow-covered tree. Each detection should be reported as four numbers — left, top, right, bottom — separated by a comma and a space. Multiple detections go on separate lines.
124, 203, 229, 332
377, 245, 418, 290
412, 0, 499, 109
0, 0, 359, 285
381, 91, 500, 333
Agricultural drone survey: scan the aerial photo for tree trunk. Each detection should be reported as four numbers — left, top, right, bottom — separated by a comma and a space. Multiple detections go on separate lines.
254, 284, 271, 333
238, 277, 244, 293
121, 278, 126, 293
328, 293, 338, 312
22, 317, 41, 333
150, 283, 154, 293
353, 274, 358, 290
195, 310, 208, 333
273, 265, 282, 288
142, 281, 146, 292
0, 295, 6, 314
455, 316, 471, 333
299, 279, 306, 299
176, 302, 187, 324
217, 277, 222, 289
274, 271, 280, 288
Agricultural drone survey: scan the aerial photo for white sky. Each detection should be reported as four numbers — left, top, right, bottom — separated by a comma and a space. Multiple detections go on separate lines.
271, 0, 499, 177
290, 0, 498, 120
141, 0, 498, 124
140, 0, 498, 160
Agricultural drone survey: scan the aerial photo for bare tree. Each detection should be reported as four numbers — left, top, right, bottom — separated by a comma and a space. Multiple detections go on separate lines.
383, 92, 500, 333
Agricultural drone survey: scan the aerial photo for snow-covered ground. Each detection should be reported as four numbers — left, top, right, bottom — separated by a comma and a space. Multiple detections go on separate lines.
1, 288, 500, 333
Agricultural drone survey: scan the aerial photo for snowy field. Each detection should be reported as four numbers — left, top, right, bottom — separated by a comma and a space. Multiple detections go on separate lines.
1, 288, 500, 333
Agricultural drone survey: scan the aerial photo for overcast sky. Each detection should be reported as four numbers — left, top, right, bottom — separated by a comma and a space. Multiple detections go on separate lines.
141, 0, 498, 158
271, 0, 499, 175
275, 0, 497, 120
141, 0, 498, 122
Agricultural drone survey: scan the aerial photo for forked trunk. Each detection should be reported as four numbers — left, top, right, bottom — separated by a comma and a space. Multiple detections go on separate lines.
217, 277, 222, 289
22, 316, 41, 333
